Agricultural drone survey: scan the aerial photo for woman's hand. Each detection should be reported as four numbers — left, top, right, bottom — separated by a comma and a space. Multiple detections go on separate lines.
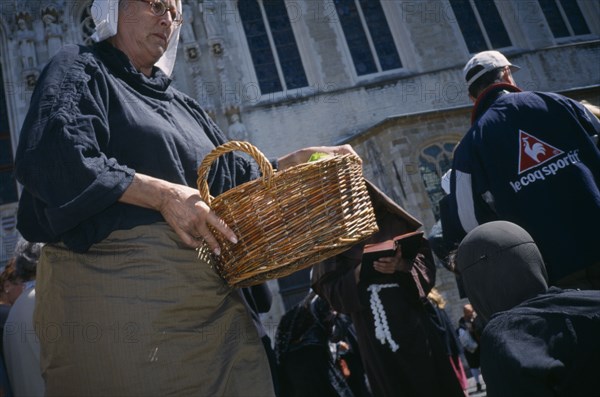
277, 144, 359, 170
372, 247, 412, 274
157, 184, 237, 254
119, 173, 237, 254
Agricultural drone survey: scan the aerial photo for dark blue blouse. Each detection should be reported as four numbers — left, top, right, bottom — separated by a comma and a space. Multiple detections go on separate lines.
15, 42, 261, 252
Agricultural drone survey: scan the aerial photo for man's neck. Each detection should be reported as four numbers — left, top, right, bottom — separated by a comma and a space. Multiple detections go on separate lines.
471, 83, 521, 124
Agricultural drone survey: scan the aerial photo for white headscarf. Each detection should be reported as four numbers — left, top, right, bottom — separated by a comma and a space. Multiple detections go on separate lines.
90, 0, 182, 76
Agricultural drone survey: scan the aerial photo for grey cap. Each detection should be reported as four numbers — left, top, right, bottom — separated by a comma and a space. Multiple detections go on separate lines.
456, 221, 547, 322
463, 50, 520, 89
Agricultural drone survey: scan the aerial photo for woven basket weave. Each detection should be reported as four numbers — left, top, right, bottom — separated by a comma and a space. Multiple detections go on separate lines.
196, 141, 378, 288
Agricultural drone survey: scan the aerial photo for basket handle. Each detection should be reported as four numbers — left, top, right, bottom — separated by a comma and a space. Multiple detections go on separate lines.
196, 141, 274, 206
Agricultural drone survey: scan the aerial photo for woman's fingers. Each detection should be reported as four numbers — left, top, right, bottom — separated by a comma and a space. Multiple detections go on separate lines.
191, 202, 237, 255
194, 201, 238, 255
277, 144, 361, 170
173, 224, 200, 249
158, 184, 238, 253
202, 205, 238, 244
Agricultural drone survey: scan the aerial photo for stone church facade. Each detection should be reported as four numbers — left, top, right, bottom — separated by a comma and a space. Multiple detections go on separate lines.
1, 0, 598, 327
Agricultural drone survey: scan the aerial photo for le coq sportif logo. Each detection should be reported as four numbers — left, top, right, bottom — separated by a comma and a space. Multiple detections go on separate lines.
518, 130, 563, 174
509, 130, 582, 193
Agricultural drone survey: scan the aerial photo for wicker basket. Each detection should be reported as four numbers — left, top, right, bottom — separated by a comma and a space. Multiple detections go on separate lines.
196, 141, 378, 288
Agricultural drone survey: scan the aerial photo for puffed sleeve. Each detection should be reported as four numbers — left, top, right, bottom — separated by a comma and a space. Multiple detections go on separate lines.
15, 46, 135, 238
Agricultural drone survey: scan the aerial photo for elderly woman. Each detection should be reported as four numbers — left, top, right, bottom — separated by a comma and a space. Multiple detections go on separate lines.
15, 1, 355, 395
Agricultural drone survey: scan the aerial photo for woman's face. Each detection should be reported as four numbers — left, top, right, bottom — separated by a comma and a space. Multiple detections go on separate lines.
111, 0, 179, 72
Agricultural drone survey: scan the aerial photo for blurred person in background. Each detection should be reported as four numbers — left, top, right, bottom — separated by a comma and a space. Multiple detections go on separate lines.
274, 292, 355, 397
427, 288, 469, 395
3, 240, 44, 397
0, 261, 19, 397
457, 304, 484, 393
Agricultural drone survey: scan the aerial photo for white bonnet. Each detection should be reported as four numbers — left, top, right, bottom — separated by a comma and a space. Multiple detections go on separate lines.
90, 0, 181, 76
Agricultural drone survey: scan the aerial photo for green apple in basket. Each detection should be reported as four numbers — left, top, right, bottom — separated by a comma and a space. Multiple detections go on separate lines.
308, 152, 333, 162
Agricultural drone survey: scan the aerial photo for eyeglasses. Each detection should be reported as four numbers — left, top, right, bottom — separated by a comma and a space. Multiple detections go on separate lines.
136, 0, 183, 26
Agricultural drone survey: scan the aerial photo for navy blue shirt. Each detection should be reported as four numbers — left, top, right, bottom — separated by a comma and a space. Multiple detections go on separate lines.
15, 42, 261, 252
445, 84, 600, 282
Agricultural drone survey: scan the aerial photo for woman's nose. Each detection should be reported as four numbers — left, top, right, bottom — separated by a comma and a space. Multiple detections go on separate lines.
159, 13, 173, 27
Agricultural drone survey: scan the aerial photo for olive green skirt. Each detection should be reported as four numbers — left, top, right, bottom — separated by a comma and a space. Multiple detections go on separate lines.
35, 223, 274, 396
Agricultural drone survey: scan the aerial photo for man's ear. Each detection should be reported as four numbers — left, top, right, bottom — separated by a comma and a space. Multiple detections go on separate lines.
502, 66, 515, 85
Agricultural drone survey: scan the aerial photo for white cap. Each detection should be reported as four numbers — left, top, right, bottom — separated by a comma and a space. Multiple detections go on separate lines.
463, 50, 520, 89
90, 0, 182, 76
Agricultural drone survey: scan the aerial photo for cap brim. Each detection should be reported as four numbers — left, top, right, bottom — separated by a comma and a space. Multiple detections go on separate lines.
466, 63, 521, 88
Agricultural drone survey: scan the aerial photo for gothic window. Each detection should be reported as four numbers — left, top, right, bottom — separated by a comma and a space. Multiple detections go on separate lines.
0, 63, 18, 205
419, 142, 455, 220
537, 0, 590, 38
449, 0, 512, 53
239, 0, 308, 95
333, 0, 402, 76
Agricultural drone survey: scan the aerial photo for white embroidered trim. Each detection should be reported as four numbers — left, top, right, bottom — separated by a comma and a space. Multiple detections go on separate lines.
367, 283, 400, 352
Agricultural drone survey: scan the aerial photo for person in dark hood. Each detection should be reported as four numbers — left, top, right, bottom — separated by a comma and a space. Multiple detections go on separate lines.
311, 182, 465, 397
274, 292, 356, 397
456, 221, 600, 397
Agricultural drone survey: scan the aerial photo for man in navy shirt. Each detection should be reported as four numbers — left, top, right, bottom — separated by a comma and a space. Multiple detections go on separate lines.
443, 50, 600, 289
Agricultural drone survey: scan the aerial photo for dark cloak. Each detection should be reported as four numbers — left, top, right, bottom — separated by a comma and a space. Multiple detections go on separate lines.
311, 182, 465, 397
